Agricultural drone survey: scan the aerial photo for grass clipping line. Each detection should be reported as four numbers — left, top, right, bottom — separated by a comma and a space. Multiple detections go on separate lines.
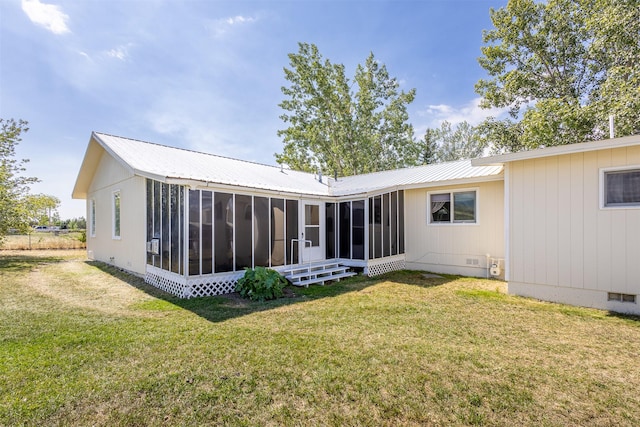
1, 250, 639, 426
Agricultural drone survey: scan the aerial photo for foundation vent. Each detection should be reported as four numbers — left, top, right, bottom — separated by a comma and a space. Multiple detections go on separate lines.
608, 293, 636, 303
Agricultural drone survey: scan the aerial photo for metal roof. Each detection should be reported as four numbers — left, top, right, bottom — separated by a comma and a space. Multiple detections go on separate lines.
91, 132, 330, 196
330, 160, 503, 196
76, 132, 503, 199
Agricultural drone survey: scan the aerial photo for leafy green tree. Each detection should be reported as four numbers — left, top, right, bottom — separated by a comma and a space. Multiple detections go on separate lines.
61, 217, 86, 230
23, 194, 61, 227
0, 119, 37, 241
588, 0, 640, 137
421, 128, 439, 164
476, 0, 640, 153
277, 43, 418, 176
422, 121, 485, 163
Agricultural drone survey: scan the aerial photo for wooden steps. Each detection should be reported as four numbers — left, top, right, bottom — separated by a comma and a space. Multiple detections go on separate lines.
283, 259, 356, 287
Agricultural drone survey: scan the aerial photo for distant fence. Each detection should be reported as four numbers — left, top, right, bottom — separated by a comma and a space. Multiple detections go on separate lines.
1, 230, 87, 250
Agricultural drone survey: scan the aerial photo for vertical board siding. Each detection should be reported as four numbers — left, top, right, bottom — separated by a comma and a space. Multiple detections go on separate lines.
557, 155, 572, 287
533, 158, 547, 285
569, 153, 584, 288
610, 149, 628, 289
582, 152, 598, 289
510, 147, 640, 296
510, 161, 524, 283
545, 156, 559, 286
625, 146, 640, 293
627, 209, 640, 293
522, 161, 536, 283
596, 151, 612, 289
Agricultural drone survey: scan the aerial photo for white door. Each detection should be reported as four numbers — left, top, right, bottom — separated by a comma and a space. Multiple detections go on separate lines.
299, 200, 325, 262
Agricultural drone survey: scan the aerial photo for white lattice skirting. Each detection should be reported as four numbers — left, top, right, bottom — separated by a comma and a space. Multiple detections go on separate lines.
366, 255, 406, 277
145, 266, 243, 298
146, 256, 405, 297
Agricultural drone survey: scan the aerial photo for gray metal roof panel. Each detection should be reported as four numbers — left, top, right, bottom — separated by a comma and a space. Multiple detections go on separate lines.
93, 132, 330, 196
329, 159, 503, 196
93, 132, 503, 197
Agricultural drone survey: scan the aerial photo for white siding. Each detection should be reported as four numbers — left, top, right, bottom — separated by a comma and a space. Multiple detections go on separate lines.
404, 181, 504, 277
508, 146, 640, 314
86, 152, 147, 275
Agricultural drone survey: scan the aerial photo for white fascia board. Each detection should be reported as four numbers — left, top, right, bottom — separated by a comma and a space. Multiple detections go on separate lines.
136, 171, 168, 183
473, 134, 640, 166
160, 177, 330, 200
400, 174, 504, 191
331, 174, 505, 199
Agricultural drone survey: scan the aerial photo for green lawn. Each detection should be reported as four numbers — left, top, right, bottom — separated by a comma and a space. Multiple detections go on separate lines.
1, 250, 639, 426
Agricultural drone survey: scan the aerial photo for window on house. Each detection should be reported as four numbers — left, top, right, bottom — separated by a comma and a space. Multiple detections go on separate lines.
604, 169, 640, 207
430, 190, 476, 224
112, 191, 121, 238
89, 199, 96, 237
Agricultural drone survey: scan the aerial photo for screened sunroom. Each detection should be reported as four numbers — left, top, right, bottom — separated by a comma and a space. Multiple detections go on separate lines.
144, 178, 405, 297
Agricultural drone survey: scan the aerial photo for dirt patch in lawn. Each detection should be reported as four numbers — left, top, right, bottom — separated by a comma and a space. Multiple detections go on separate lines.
2, 250, 155, 317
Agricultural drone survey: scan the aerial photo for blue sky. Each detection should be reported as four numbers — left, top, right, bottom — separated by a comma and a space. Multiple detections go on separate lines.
1, 0, 508, 219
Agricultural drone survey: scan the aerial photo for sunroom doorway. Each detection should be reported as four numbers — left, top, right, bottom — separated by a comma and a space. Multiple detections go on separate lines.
299, 200, 325, 263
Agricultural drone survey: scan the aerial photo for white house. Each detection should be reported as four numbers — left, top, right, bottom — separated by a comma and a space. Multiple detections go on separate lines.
73, 132, 640, 315
72, 132, 505, 297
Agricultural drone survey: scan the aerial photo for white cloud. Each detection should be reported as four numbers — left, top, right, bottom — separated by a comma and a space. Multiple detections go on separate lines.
210, 15, 257, 37
21, 0, 70, 35
416, 97, 509, 131
106, 45, 131, 61
226, 15, 255, 25
146, 96, 252, 159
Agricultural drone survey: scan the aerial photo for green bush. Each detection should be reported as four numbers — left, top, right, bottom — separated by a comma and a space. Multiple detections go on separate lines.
78, 231, 86, 243
235, 267, 287, 301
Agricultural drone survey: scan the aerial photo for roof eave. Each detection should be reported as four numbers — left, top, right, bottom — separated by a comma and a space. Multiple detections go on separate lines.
72, 132, 140, 199
472, 134, 640, 166
163, 176, 330, 199
330, 173, 504, 198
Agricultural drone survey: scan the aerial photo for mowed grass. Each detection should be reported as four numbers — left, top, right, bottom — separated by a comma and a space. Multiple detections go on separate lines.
1, 251, 639, 426
1, 232, 86, 250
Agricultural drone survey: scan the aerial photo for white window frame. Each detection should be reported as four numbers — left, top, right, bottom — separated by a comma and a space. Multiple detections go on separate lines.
427, 188, 479, 225
600, 165, 640, 210
112, 190, 121, 239
89, 198, 96, 237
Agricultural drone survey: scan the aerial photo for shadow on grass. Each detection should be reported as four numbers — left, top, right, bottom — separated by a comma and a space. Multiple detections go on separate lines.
606, 311, 640, 323
87, 261, 454, 323
0, 252, 67, 272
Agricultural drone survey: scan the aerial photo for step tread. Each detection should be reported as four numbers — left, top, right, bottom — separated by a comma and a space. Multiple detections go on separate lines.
285, 266, 350, 280
283, 264, 340, 274
289, 271, 357, 287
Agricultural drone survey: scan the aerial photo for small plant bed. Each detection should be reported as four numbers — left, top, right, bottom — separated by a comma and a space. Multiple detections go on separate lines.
235, 266, 288, 301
